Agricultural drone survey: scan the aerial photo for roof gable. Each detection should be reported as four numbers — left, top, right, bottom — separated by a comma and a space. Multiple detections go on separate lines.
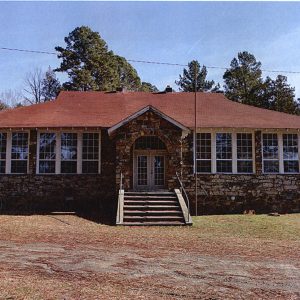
107, 105, 190, 135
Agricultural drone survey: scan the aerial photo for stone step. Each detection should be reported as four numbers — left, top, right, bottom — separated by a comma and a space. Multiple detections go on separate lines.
123, 215, 184, 222
124, 205, 181, 210
124, 210, 183, 216
125, 191, 174, 196
121, 221, 186, 226
124, 200, 179, 205
124, 195, 177, 200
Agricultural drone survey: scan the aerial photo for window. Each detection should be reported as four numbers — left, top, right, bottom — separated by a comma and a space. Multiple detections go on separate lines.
216, 133, 232, 173
39, 133, 56, 174
237, 133, 253, 173
61, 133, 77, 174
82, 133, 99, 174
283, 134, 299, 173
196, 133, 211, 173
0, 133, 7, 174
134, 136, 166, 150
263, 133, 279, 173
11, 132, 28, 174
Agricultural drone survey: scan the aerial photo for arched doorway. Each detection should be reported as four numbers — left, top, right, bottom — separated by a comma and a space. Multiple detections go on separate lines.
133, 136, 167, 190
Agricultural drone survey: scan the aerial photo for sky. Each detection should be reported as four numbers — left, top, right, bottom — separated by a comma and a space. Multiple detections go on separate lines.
0, 1, 300, 99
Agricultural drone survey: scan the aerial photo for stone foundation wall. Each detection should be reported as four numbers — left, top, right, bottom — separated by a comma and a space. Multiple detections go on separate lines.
183, 174, 300, 215
0, 174, 116, 217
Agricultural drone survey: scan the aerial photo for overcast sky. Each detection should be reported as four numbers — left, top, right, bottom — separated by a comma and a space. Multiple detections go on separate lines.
0, 1, 300, 98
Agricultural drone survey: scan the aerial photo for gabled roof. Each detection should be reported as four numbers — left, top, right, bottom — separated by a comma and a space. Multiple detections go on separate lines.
107, 105, 189, 135
0, 91, 300, 129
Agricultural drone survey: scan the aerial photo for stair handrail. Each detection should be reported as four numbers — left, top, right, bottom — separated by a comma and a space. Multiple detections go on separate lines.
175, 171, 191, 223
116, 172, 124, 225
120, 171, 124, 191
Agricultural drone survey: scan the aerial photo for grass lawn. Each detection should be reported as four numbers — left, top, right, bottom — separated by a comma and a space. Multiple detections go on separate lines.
0, 214, 299, 299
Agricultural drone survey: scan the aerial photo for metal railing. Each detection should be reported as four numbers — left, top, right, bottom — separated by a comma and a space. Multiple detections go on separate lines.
120, 172, 124, 191
176, 171, 191, 223
116, 172, 124, 224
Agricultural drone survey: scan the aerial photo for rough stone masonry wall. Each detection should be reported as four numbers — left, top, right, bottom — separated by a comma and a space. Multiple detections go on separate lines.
112, 110, 183, 191
181, 131, 300, 214
0, 129, 116, 222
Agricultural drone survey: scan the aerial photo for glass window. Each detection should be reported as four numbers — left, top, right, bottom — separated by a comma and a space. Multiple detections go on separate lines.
237, 133, 253, 173
0, 133, 7, 174
134, 136, 166, 150
283, 134, 299, 173
263, 134, 279, 173
11, 132, 28, 174
216, 133, 232, 173
39, 133, 56, 174
196, 133, 211, 173
61, 133, 77, 174
82, 133, 99, 174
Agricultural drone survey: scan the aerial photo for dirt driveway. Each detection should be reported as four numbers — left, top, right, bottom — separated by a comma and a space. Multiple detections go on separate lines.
0, 214, 299, 299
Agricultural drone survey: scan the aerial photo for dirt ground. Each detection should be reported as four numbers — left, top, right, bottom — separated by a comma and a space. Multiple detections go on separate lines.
0, 214, 299, 300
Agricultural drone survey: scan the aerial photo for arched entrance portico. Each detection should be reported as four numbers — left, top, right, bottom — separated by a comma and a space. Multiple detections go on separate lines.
133, 136, 167, 190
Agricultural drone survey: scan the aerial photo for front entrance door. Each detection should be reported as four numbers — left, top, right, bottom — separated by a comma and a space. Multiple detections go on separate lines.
135, 153, 165, 190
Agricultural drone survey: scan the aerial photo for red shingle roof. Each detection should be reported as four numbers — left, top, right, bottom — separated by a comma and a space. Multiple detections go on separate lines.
0, 91, 300, 129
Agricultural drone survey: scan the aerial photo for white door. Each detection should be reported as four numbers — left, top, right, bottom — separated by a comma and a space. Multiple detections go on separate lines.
135, 153, 165, 190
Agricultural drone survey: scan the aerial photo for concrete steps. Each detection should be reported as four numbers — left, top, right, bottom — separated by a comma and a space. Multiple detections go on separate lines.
122, 191, 186, 226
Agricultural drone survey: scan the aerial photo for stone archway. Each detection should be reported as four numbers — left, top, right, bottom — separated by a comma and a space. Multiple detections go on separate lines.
113, 111, 184, 191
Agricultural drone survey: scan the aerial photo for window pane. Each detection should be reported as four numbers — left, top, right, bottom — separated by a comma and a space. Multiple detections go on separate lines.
237, 133, 253, 159
284, 161, 299, 173
237, 161, 253, 173
11, 160, 27, 174
196, 133, 211, 159
216, 133, 232, 159
82, 133, 99, 160
0, 161, 5, 174
11, 132, 28, 160
135, 136, 166, 150
263, 134, 278, 159
61, 133, 77, 160
283, 134, 298, 160
39, 161, 56, 174
197, 160, 211, 173
263, 160, 279, 173
39, 133, 56, 160
82, 161, 99, 174
217, 161, 232, 173
61, 161, 77, 174
0, 133, 7, 160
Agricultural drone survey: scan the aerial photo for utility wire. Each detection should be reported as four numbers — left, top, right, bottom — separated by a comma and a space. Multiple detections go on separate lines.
1, 46, 300, 75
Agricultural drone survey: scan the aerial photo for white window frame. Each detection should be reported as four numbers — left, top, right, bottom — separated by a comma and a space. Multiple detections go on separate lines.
236, 132, 255, 174
194, 129, 255, 174
195, 132, 212, 173
82, 132, 101, 174
36, 131, 57, 174
10, 131, 30, 174
282, 133, 299, 174
0, 132, 8, 174
261, 131, 300, 174
36, 130, 101, 175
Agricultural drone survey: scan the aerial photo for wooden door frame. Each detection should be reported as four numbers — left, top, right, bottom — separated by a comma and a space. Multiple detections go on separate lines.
133, 150, 167, 191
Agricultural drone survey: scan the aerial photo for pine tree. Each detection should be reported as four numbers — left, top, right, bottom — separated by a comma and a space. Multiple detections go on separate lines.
175, 60, 216, 92
55, 26, 141, 91
268, 75, 299, 114
41, 67, 61, 101
140, 82, 159, 92
223, 51, 267, 108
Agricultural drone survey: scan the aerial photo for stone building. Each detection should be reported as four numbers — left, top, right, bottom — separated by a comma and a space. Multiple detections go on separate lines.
0, 90, 299, 224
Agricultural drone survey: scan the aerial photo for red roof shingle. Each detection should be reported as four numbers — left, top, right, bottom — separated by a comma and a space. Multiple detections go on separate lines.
0, 91, 300, 129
